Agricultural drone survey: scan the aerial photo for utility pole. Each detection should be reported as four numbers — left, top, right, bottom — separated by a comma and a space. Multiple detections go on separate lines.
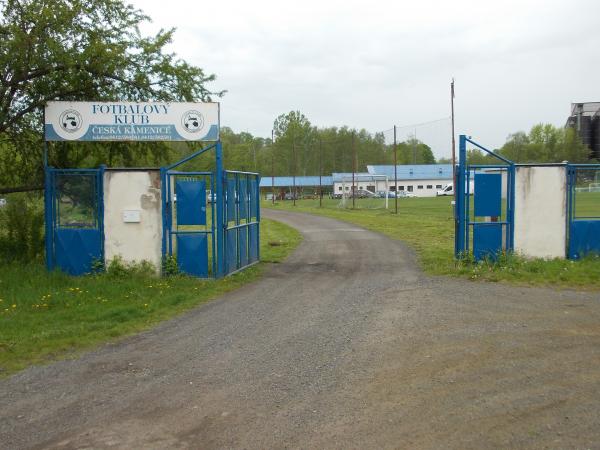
352, 131, 356, 209
319, 137, 323, 207
271, 129, 275, 205
394, 125, 398, 214
451, 78, 456, 201
292, 136, 296, 207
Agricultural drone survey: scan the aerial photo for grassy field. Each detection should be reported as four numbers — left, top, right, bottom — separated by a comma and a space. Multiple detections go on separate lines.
265, 197, 600, 289
574, 191, 600, 217
0, 218, 302, 377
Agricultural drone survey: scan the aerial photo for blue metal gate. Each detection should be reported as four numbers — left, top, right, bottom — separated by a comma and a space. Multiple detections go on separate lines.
45, 168, 104, 275
455, 135, 515, 261
224, 171, 261, 275
567, 164, 600, 259
164, 171, 216, 277
161, 142, 261, 278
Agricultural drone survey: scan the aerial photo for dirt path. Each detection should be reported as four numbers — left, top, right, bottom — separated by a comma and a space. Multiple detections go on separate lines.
2, 209, 600, 449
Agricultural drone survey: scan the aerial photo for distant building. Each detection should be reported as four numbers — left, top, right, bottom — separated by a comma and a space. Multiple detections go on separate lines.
333, 164, 453, 198
261, 164, 454, 199
566, 102, 600, 159
331, 172, 382, 195
260, 176, 333, 199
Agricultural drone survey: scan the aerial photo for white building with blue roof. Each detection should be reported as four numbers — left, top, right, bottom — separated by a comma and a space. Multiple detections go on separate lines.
260, 165, 454, 198
330, 164, 453, 197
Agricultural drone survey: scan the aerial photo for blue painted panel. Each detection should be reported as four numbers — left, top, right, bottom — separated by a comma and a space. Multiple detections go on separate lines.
226, 228, 238, 273
176, 180, 206, 225
239, 179, 248, 219
239, 227, 249, 267
177, 233, 208, 277
226, 180, 237, 223
569, 220, 600, 259
473, 223, 503, 261
249, 179, 257, 218
474, 173, 502, 217
249, 223, 259, 263
54, 228, 101, 275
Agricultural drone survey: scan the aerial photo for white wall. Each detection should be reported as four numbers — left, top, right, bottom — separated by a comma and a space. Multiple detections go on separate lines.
389, 178, 449, 197
514, 166, 566, 259
104, 171, 162, 270
333, 178, 450, 197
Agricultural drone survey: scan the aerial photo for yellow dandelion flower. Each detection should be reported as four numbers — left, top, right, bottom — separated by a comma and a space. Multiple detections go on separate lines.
11, 304, 16, 308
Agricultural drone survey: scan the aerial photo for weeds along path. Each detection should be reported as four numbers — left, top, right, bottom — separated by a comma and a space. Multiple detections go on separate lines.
2, 209, 600, 449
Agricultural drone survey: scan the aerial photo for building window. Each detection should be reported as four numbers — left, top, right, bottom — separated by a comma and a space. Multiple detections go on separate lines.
407, 186, 413, 192
427, 185, 433, 189
399, 186, 405, 191
417, 185, 423, 189
338, 186, 342, 191
367, 185, 375, 192
390, 186, 396, 192
436, 185, 442, 189
345, 186, 349, 191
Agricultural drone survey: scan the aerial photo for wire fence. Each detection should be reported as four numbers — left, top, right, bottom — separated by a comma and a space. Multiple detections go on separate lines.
379, 117, 452, 162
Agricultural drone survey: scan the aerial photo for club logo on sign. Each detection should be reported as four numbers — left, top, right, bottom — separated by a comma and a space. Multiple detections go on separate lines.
182, 110, 204, 133
59, 109, 83, 133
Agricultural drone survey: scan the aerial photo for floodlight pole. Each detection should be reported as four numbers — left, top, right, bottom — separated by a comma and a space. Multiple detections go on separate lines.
352, 131, 356, 209
271, 129, 275, 204
319, 137, 323, 207
393, 125, 398, 214
451, 78, 456, 200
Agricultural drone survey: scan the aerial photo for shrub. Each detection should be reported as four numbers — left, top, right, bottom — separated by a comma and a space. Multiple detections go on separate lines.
105, 255, 157, 278
0, 193, 44, 262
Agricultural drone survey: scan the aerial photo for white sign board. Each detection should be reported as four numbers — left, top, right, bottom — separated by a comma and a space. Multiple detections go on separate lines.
122, 210, 141, 223
45, 101, 219, 142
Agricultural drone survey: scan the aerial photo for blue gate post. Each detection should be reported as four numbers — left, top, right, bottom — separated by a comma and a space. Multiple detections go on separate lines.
454, 134, 467, 257
44, 166, 54, 271
256, 175, 261, 261
508, 163, 516, 251
160, 167, 168, 267
98, 165, 106, 268
215, 141, 225, 278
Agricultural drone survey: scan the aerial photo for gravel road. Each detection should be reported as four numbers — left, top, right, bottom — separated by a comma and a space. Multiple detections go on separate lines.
1, 209, 600, 449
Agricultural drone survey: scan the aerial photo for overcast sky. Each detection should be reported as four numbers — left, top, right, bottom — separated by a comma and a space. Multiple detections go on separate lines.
130, 0, 600, 158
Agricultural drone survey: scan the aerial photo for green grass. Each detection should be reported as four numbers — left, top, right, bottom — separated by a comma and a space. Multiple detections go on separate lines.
0, 218, 302, 377
574, 191, 600, 217
265, 197, 600, 289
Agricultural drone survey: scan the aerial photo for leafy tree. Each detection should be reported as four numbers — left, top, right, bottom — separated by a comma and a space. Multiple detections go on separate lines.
273, 111, 314, 176
466, 149, 494, 165
396, 137, 436, 164
497, 124, 591, 163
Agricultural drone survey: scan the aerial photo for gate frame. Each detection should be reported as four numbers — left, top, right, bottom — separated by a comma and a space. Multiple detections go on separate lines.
455, 134, 516, 259
223, 170, 261, 275
164, 170, 216, 277
44, 165, 105, 274
566, 163, 600, 259
160, 141, 260, 279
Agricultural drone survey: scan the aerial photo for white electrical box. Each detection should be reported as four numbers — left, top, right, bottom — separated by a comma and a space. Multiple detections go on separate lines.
122, 210, 141, 223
